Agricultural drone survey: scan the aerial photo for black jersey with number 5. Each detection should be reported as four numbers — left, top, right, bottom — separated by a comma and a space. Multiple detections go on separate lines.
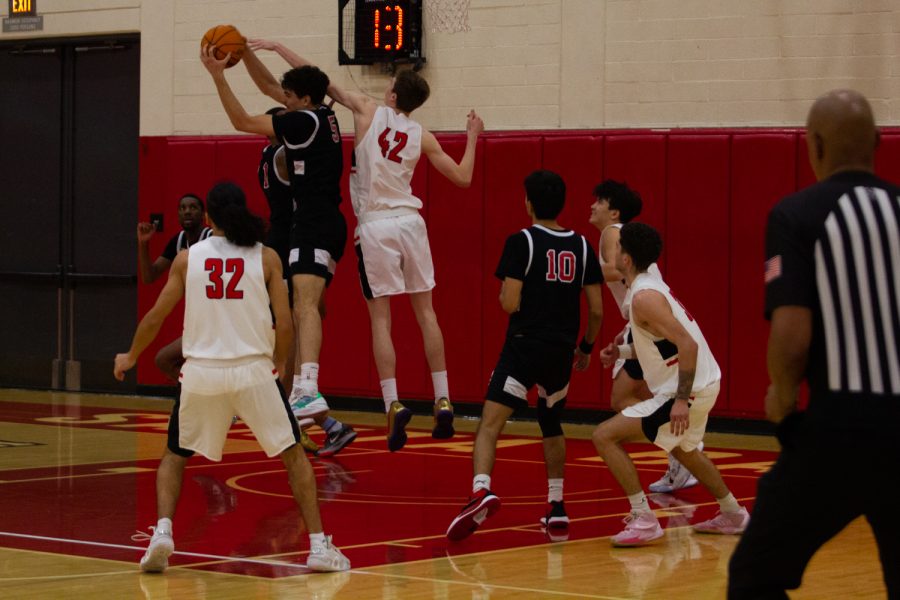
272, 106, 343, 207
495, 225, 603, 346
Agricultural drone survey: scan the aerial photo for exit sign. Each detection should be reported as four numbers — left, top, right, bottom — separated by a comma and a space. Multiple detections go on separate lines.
9, 0, 36, 16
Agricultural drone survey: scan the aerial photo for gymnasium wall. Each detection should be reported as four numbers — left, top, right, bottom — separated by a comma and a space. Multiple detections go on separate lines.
5, 2, 897, 133
137, 129, 900, 419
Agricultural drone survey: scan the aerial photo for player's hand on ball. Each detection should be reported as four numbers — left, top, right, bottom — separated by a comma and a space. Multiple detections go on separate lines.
114, 353, 136, 381
200, 44, 230, 76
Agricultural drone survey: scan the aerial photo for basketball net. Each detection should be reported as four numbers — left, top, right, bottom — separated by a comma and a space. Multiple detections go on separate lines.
427, 0, 471, 33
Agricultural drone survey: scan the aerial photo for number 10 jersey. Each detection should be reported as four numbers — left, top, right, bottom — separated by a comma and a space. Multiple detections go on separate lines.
350, 106, 423, 219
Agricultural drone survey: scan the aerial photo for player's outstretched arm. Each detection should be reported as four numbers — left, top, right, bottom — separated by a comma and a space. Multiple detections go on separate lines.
422, 110, 484, 188
263, 248, 293, 375
114, 252, 188, 380
200, 45, 276, 137
247, 39, 372, 115
242, 45, 287, 104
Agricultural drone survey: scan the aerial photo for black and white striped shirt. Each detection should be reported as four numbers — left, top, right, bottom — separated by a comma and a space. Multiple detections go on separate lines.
765, 171, 900, 422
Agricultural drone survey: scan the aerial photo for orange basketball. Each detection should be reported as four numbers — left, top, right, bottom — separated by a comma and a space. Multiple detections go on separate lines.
201, 24, 245, 68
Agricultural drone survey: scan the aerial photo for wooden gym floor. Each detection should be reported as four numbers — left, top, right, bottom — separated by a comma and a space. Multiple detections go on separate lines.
0, 388, 887, 599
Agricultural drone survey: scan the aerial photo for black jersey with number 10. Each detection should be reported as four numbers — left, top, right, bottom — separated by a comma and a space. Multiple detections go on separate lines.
495, 225, 603, 347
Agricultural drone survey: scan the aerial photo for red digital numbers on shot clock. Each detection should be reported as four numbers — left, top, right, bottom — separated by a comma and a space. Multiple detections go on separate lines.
374, 4, 404, 51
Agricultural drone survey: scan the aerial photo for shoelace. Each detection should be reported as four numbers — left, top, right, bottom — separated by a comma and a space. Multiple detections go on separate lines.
130, 526, 171, 542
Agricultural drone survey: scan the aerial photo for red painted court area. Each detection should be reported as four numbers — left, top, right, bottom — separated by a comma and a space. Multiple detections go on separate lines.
0, 401, 772, 578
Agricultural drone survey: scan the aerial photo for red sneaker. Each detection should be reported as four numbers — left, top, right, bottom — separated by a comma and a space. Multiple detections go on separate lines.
446, 489, 501, 541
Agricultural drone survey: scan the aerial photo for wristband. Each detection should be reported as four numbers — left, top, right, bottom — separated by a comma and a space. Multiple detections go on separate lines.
617, 344, 634, 360
578, 338, 594, 354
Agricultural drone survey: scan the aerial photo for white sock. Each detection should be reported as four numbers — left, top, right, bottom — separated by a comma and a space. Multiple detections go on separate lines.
157, 517, 172, 533
548, 478, 564, 503
432, 370, 449, 402
298, 363, 319, 397
717, 492, 741, 514
473, 474, 491, 493
628, 491, 652, 514
381, 378, 398, 412
309, 532, 326, 549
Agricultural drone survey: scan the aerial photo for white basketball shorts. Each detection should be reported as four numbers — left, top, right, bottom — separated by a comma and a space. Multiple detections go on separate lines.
177, 357, 299, 461
355, 212, 435, 298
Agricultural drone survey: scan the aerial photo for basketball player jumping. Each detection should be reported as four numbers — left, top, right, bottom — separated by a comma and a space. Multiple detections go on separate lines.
248, 38, 484, 451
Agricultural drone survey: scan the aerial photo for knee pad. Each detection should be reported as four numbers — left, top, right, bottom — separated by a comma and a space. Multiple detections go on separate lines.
537, 396, 566, 438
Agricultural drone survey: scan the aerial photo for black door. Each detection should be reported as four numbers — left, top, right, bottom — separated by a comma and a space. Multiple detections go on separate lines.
0, 36, 140, 392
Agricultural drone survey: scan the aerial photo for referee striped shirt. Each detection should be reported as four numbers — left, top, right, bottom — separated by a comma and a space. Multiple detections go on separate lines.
765, 171, 900, 426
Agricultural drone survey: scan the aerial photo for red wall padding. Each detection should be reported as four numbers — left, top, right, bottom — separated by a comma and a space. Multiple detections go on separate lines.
137, 128, 900, 419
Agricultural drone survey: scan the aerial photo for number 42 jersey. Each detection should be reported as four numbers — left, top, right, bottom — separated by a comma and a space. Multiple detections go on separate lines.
349, 105, 423, 218
183, 237, 275, 361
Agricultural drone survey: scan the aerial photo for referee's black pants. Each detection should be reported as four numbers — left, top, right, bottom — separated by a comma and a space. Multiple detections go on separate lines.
728, 413, 900, 599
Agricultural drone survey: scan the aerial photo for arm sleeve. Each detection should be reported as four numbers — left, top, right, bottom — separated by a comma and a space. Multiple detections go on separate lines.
495, 232, 529, 281
764, 202, 815, 319
583, 241, 604, 285
272, 111, 319, 149
160, 234, 179, 262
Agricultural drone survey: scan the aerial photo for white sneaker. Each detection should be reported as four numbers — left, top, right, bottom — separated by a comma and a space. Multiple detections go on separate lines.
290, 391, 329, 419
138, 526, 174, 573
649, 443, 703, 493
307, 535, 351, 572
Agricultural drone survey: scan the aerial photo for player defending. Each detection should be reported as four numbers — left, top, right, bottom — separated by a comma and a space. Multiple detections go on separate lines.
137, 193, 212, 380
115, 182, 349, 573
201, 44, 348, 437
446, 170, 604, 541
591, 222, 748, 546
248, 38, 484, 450
589, 180, 700, 493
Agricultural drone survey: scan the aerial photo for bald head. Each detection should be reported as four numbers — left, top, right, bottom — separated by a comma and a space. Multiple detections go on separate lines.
806, 89, 879, 181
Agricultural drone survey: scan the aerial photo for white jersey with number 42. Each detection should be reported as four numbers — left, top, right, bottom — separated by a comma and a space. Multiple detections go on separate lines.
350, 106, 423, 218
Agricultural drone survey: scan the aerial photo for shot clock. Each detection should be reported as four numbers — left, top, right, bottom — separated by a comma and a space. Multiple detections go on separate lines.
339, 0, 425, 66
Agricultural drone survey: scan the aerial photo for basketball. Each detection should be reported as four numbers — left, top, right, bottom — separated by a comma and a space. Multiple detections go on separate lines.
200, 24, 245, 68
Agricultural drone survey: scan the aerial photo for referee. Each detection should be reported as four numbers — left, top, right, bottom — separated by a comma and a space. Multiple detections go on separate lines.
728, 90, 900, 598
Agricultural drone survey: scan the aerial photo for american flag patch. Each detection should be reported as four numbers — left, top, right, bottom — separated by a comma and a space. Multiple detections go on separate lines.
764, 255, 782, 284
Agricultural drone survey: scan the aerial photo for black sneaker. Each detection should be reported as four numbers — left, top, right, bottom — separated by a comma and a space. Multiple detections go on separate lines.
539, 501, 569, 529
317, 425, 358, 458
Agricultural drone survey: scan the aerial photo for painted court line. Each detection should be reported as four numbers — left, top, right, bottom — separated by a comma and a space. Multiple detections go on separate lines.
0, 531, 311, 570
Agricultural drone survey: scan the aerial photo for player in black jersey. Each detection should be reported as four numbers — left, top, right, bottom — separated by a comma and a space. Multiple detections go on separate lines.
257, 106, 357, 458
201, 43, 347, 443
137, 193, 212, 380
447, 170, 604, 542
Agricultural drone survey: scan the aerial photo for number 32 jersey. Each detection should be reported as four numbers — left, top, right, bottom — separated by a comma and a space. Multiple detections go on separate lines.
183, 237, 275, 361
349, 106, 423, 218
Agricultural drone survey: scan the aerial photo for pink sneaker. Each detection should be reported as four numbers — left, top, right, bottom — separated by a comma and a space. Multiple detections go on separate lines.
692, 507, 750, 535
611, 511, 664, 547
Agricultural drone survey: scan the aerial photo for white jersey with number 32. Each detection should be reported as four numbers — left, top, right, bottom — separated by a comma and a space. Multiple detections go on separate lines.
350, 106, 423, 218
183, 237, 274, 361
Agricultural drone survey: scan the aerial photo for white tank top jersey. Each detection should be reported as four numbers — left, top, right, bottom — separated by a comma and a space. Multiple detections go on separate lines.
627, 272, 721, 396
182, 237, 275, 361
349, 106, 423, 219
600, 224, 665, 319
